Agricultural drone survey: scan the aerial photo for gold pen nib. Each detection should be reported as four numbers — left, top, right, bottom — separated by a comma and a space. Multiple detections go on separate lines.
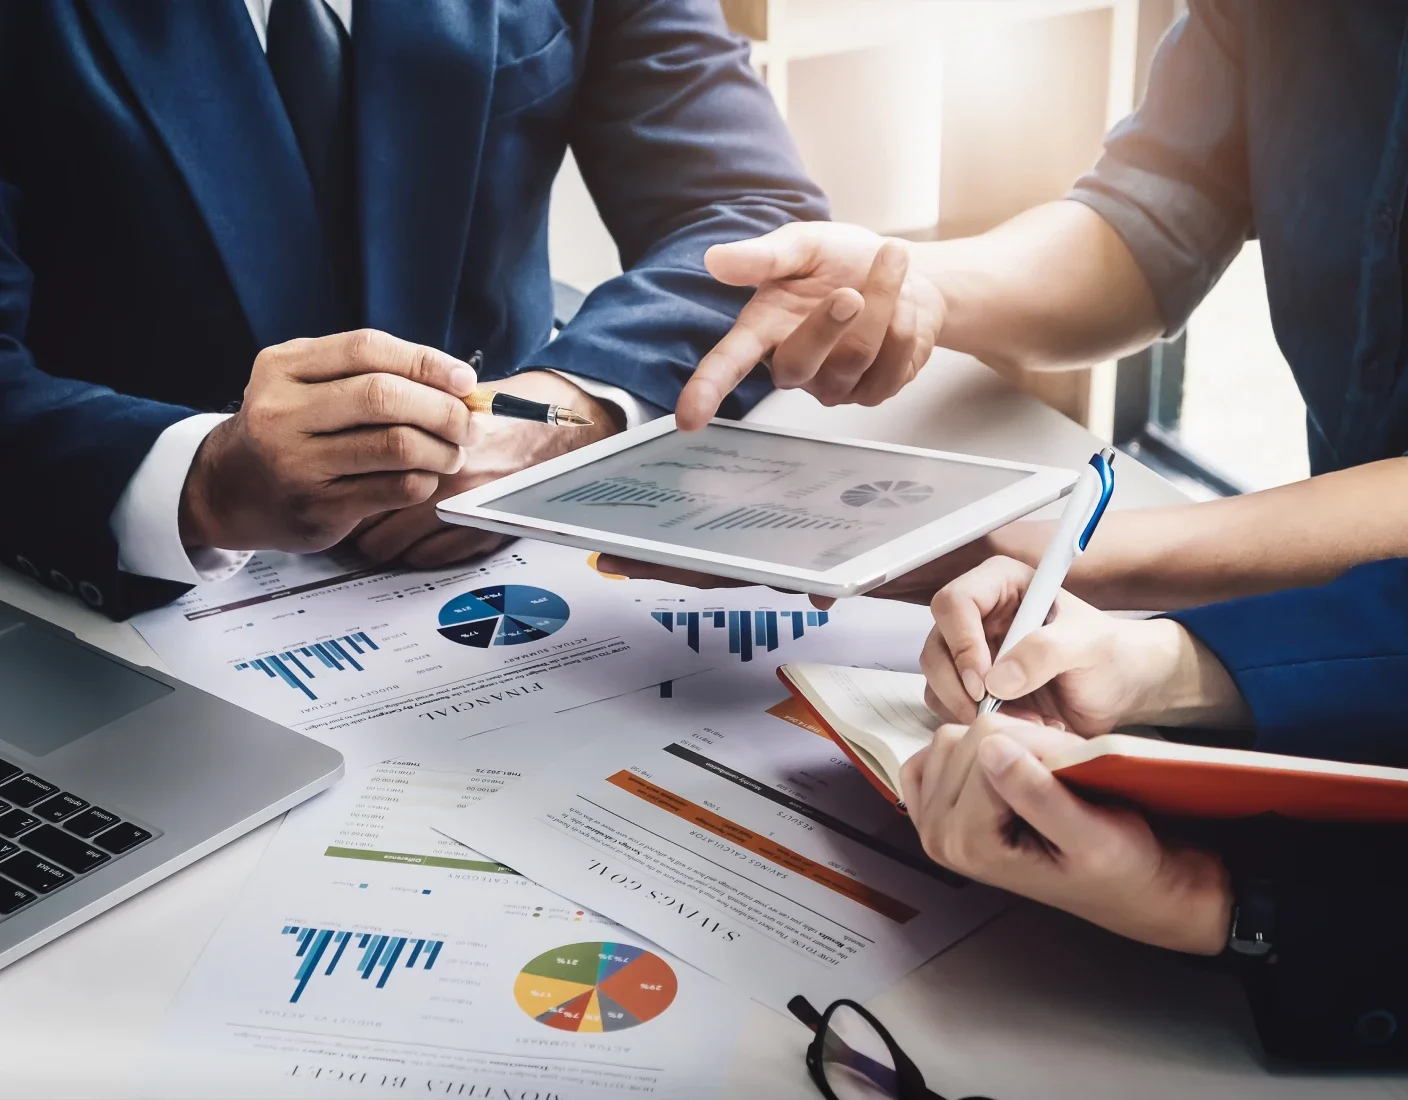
550, 407, 594, 427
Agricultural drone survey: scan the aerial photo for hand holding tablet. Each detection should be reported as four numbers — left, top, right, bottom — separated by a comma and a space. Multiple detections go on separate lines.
438, 419, 1076, 599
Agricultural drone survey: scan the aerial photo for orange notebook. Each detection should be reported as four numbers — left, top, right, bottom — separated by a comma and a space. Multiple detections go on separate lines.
776, 662, 1408, 823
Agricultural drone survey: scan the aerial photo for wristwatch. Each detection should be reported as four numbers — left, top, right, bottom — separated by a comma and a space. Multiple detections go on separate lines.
1227, 877, 1276, 959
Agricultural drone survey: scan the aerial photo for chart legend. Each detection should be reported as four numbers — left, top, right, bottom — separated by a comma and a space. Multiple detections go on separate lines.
234, 632, 380, 700
651, 608, 828, 663
437, 585, 570, 648
281, 925, 443, 1003
514, 942, 677, 1032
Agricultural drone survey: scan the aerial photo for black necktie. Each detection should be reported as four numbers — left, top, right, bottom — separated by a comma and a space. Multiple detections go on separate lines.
266, 0, 359, 326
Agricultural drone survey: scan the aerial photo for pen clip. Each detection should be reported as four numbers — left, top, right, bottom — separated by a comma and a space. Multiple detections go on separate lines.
1075, 449, 1116, 553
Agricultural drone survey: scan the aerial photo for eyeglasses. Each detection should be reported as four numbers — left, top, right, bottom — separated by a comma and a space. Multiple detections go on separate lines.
789, 996, 996, 1100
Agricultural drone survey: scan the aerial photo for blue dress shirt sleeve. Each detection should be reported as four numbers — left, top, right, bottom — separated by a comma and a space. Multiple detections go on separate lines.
1168, 558, 1408, 766
1066, 0, 1253, 335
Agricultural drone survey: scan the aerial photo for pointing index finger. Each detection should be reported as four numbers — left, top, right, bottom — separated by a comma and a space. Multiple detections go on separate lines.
676, 306, 776, 431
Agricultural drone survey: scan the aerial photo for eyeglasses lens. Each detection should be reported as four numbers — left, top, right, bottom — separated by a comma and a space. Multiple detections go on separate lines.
820, 1005, 901, 1100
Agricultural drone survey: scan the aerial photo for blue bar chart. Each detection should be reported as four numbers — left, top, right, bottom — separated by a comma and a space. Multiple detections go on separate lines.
236, 631, 380, 701
651, 609, 829, 663
282, 925, 443, 1003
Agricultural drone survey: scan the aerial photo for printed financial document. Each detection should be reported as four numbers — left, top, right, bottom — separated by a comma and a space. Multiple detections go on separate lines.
440, 602, 1005, 1012
131, 540, 709, 768
132, 753, 747, 1099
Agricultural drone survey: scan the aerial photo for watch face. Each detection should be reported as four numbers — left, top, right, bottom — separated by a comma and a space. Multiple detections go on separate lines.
1229, 890, 1276, 958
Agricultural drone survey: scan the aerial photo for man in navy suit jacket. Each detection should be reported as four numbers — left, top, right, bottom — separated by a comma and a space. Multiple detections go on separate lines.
0, 0, 826, 619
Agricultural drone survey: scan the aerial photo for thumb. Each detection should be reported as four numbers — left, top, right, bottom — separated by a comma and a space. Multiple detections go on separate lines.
983, 616, 1100, 701
705, 224, 819, 287
978, 734, 1100, 852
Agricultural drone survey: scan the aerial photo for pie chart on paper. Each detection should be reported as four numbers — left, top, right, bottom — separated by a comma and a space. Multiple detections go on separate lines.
513, 941, 678, 1032
436, 585, 570, 648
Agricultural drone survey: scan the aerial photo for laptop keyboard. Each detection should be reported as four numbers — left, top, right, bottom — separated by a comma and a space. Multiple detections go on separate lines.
0, 758, 155, 919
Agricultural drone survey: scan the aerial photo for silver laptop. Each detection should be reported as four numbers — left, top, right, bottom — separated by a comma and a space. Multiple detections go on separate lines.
0, 600, 343, 969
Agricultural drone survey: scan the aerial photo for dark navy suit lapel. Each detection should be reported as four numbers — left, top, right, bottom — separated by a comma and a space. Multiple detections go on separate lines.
83, 0, 339, 348
353, 0, 498, 347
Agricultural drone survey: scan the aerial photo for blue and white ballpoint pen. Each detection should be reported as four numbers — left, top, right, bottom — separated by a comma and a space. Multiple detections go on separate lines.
977, 447, 1116, 717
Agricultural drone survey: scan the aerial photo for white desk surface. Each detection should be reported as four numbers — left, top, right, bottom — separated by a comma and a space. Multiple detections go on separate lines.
2, 352, 1403, 1098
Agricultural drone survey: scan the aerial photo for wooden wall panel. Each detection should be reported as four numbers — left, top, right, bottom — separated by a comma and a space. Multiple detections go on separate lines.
721, 0, 769, 40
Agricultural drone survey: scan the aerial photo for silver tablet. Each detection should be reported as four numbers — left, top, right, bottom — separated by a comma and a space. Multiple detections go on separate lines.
437, 418, 1077, 598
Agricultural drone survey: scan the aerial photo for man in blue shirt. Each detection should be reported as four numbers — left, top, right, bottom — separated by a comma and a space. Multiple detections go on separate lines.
669, 0, 1408, 611
914, 554, 1408, 1064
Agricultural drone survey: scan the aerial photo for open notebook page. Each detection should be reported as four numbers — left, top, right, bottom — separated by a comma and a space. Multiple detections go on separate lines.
789, 664, 940, 780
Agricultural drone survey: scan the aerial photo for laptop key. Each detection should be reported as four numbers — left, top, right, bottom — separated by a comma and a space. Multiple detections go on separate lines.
94, 822, 152, 855
0, 841, 16, 861
33, 792, 88, 823
64, 807, 119, 839
0, 774, 58, 808
0, 761, 18, 785
0, 878, 35, 915
24, 826, 110, 874
0, 809, 39, 839
0, 851, 73, 894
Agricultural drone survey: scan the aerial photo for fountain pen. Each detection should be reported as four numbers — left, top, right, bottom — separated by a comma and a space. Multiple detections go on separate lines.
461, 352, 594, 427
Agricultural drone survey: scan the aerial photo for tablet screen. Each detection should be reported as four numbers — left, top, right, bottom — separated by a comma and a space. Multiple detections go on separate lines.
485, 424, 1031, 570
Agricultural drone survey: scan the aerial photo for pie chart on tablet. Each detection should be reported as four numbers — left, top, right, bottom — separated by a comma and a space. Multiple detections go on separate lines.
514, 941, 678, 1032
436, 585, 570, 648
840, 479, 934, 509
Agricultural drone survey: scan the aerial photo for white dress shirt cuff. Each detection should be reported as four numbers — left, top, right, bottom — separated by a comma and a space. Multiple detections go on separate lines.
548, 371, 654, 430
111, 413, 254, 585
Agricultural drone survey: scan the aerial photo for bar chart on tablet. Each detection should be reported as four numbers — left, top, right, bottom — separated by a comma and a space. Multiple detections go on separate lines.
548, 477, 715, 509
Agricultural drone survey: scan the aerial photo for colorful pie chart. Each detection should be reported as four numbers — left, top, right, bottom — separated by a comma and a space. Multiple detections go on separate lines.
436, 585, 570, 648
513, 941, 678, 1032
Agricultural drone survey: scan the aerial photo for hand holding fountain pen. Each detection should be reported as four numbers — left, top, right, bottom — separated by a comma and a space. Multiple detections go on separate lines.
461, 351, 594, 427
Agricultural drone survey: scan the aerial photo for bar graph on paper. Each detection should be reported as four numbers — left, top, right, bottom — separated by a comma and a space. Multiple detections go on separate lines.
235, 631, 380, 701
651, 609, 829, 664
281, 925, 443, 1004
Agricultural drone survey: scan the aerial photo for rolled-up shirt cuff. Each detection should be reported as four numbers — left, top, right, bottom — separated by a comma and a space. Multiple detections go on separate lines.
548, 371, 656, 430
1066, 153, 1250, 337
110, 413, 253, 585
